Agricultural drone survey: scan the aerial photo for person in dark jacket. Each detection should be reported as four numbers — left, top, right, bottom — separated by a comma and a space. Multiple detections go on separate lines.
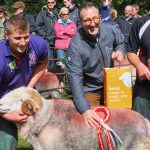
117, 5, 135, 49
66, 2, 125, 128
12, 1, 37, 34
63, 0, 79, 28
127, 14, 150, 120
36, 0, 58, 67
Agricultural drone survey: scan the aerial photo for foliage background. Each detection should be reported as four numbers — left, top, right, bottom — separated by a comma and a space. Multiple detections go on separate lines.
1, 0, 150, 17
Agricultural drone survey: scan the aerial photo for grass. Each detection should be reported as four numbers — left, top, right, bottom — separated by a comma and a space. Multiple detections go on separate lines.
17, 131, 32, 150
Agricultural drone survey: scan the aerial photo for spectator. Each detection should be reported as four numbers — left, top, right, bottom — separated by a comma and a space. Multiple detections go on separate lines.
12, 1, 37, 34
127, 14, 150, 120
66, 2, 125, 128
36, 0, 58, 68
132, 4, 141, 19
0, 5, 7, 41
117, 5, 135, 49
100, 0, 112, 20
0, 15, 48, 150
63, 0, 79, 28
54, 7, 77, 68
110, 8, 117, 21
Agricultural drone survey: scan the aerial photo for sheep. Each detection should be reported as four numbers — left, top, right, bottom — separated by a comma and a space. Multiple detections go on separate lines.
0, 87, 150, 150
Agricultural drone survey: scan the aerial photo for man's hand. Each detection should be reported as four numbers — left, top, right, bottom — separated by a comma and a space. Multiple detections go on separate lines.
112, 51, 124, 62
102, 0, 111, 6
2, 110, 28, 123
82, 109, 101, 128
136, 62, 150, 80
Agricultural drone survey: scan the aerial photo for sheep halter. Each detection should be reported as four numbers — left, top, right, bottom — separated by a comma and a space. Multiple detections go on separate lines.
94, 107, 114, 150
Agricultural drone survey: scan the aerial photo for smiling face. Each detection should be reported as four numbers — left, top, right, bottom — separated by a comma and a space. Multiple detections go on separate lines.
79, 6, 100, 38
6, 27, 30, 57
124, 5, 133, 18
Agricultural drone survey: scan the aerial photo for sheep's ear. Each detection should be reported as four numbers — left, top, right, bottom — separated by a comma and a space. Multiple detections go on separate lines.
0, 104, 11, 113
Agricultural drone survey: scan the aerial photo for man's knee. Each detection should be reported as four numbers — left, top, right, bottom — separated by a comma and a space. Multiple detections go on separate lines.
0, 131, 17, 150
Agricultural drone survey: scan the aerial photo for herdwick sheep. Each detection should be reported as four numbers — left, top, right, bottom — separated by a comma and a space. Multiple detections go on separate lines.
0, 87, 150, 150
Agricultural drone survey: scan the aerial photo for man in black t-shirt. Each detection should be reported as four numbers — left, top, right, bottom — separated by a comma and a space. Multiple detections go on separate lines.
127, 14, 150, 120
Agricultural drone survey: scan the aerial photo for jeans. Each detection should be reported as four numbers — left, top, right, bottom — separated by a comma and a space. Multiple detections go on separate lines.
56, 50, 65, 59
48, 49, 55, 68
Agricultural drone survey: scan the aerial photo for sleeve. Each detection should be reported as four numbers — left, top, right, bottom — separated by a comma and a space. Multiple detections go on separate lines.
112, 27, 126, 54
36, 12, 47, 38
28, 15, 37, 33
127, 20, 140, 53
54, 22, 66, 39
36, 38, 48, 61
66, 41, 91, 114
65, 22, 77, 37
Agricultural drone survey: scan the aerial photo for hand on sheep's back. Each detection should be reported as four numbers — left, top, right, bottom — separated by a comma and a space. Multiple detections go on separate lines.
82, 109, 101, 128
2, 110, 28, 123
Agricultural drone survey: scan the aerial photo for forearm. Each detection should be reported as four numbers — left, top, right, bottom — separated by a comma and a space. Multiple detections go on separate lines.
127, 52, 142, 68
67, 73, 90, 114
27, 57, 48, 88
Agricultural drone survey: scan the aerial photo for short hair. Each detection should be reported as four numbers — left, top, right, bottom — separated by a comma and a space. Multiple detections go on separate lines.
59, 7, 69, 17
132, 4, 139, 11
79, 2, 99, 19
5, 15, 29, 34
110, 8, 118, 20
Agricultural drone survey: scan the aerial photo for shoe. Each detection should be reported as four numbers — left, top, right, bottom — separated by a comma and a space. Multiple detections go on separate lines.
56, 61, 65, 69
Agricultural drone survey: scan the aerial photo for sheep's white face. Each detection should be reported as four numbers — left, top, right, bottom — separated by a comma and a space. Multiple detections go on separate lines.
0, 87, 43, 115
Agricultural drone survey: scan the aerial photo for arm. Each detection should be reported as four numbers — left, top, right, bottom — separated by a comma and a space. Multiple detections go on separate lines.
27, 56, 48, 88
66, 42, 101, 128
64, 22, 77, 37
36, 12, 47, 38
127, 18, 150, 80
54, 22, 67, 39
127, 52, 150, 80
28, 15, 37, 34
102, 0, 111, 6
0, 65, 28, 123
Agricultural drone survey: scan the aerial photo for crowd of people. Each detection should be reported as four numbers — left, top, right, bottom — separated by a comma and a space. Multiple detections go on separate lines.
0, 0, 150, 149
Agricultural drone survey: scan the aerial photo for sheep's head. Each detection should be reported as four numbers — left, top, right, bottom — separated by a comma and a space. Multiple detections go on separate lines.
0, 87, 43, 115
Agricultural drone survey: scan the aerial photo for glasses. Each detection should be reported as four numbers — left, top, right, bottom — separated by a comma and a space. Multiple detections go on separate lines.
61, 13, 69, 16
47, 1, 55, 4
82, 16, 100, 25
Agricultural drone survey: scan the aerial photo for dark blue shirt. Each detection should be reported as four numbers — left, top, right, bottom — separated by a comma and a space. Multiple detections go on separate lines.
0, 34, 48, 98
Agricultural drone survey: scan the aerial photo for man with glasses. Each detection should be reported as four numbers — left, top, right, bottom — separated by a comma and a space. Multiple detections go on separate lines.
66, 2, 125, 128
36, 0, 58, 67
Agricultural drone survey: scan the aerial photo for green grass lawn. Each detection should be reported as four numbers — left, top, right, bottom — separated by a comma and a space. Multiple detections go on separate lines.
17, 132, 32, 150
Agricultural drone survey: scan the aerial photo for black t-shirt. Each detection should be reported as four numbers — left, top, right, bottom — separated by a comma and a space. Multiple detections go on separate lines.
127, 14, 150, 59
127, 14, 150, 98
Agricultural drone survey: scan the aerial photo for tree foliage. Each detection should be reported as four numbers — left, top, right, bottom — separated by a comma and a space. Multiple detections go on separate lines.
3, 0, 150, 17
